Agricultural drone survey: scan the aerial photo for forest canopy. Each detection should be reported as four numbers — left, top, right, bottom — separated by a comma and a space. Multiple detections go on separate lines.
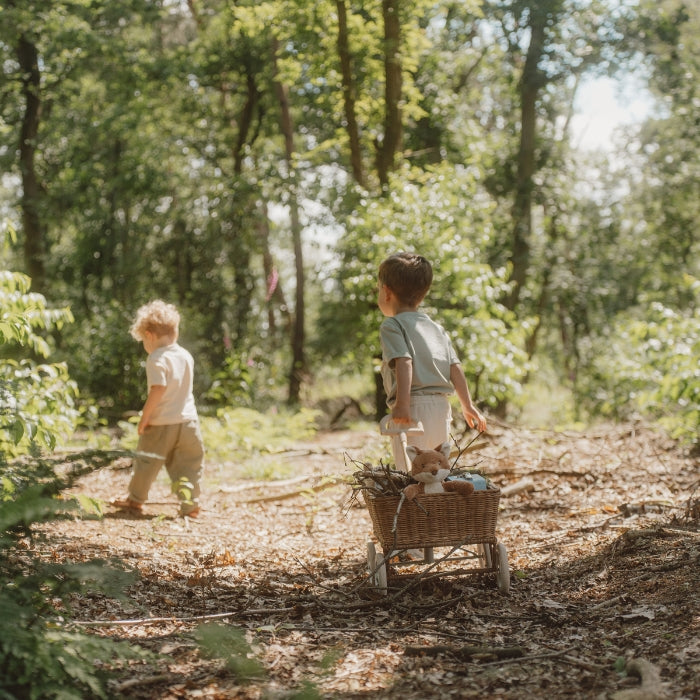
1, 0, 698, 447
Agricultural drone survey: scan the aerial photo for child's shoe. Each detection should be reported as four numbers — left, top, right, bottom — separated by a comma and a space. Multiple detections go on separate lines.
110, 497, 143, 512
179, 507, 200, 518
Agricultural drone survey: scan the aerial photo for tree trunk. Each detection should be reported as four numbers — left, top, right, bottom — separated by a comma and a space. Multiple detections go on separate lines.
271, 39, 306, 406
257, 199, 291, 338
504, 10, 546, 311
234, 69, 260, 176
335, 0, 367, 188
375, 0, 402, 190
17, 34, 46, 293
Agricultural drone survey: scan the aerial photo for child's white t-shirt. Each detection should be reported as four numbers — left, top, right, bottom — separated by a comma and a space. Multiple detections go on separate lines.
145, 343, 198, 425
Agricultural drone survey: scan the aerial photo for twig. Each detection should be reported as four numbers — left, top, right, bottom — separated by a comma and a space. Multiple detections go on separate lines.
240, 476, 346, 503
478, 646, 575, 667
112, 675, 172, 692
452, 431, 485, 467
404, 644, 524, 661
589, 595, 627, 611
392, 492, 407, 533
218, 474, 313, 493
560, 654, 607, 671
70, 607, 299, 627
501, 477, 535, 497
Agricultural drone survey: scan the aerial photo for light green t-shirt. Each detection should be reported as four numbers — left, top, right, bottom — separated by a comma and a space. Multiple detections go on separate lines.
380, 312, 460, 407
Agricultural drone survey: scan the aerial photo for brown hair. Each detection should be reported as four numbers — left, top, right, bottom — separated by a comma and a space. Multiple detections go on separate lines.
129, 300, 180, 341
378, 253, 433, 307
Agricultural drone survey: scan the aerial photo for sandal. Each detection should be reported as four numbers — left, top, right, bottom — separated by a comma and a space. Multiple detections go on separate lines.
179, 507, 200, 518
110, 497, 143, 512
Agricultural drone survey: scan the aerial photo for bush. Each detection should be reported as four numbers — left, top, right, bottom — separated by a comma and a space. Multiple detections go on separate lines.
0, 450, 155, 699
1, 266, 156, 697
0, 272, 79, 456
579, 284, 700, 445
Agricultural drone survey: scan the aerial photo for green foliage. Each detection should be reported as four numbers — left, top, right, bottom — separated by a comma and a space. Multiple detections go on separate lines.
0, 272, 79, 457
201, 406, 319, 466
0, 450, 155, 699
54, 301, 143, 419
0, 628, 148, 700
204, 353, 255, 408
0, 265, 156, 698
194, 624, 266, 680
319, 163, 532, 408
1, 0, 699, 437
580, 282, 700, 445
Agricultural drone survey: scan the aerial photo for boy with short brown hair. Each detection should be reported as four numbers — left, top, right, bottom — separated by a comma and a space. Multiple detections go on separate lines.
112, 300, 204, 517
377, 252, 486, 470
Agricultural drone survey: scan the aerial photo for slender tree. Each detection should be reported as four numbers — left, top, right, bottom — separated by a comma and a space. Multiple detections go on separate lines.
15, 32, 45, 292
375, 0, 403, 189
271, 37, 307, 405
335, 0, 368, 189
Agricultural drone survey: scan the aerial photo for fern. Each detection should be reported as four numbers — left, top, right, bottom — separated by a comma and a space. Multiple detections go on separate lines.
0, 268, 159, 697
0, 449, 160, 699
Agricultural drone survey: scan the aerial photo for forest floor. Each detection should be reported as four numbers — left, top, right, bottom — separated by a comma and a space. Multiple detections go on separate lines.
40, 420, 699, 699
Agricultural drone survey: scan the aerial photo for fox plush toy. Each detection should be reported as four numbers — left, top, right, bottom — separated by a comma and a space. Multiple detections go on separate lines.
403, 443, 475, 501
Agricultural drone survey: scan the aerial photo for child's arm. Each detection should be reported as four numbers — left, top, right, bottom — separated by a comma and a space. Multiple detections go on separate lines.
138, 384, 167, 435
391, 357, 413, 424
450, 363, 487, 432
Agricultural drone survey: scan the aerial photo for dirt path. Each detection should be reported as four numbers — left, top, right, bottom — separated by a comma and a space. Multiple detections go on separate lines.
45, 422, 699, 698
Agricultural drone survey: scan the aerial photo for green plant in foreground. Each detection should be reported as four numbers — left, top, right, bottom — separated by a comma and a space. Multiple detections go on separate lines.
0, 450, 156, 699
195, 623, 266, 681
195, 623, 338, 697
1, 271, 79, 458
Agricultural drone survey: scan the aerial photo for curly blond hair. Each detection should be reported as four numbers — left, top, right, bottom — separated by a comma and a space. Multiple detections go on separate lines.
129, 300, 180, 341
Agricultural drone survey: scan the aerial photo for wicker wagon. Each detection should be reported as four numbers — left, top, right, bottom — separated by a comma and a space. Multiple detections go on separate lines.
364, 486, 510, 594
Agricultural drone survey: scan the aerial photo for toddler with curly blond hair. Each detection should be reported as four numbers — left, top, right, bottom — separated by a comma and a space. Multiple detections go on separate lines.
112, 300, 204, 517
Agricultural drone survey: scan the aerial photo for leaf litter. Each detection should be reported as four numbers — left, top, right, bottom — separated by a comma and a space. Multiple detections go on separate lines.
36, 420, 699, 698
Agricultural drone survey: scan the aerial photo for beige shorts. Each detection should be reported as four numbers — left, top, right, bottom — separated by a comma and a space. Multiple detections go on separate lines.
390, 394, 452, 471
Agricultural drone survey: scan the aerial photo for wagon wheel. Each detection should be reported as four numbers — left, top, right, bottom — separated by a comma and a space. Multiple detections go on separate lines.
494, 542, 510, 595
366, 541, 387, 593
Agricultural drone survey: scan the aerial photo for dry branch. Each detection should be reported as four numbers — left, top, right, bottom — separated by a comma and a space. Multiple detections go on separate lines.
500, 477, 535, 496
404, 644, 524, 661
239, 476, 346, 503
71, 607, 299, 627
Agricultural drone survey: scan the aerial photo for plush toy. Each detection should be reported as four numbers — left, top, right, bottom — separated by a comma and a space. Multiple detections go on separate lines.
403, 443, 475, 501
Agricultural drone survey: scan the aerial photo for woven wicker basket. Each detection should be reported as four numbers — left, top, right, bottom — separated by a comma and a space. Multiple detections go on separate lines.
365, 488, 501, 551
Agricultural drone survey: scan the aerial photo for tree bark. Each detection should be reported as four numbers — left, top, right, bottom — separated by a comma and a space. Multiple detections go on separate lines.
272, 39, 306, 405
504, 8, 546, 311
257, 199, 291, 337
375, 0, 402, 190
233, 69, 260, 176
335, 0, 367, 188
17, 34, 46, 293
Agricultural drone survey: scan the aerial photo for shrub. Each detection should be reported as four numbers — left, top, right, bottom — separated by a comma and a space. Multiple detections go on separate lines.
1, 266, 156, 697
0, 450, 155, 699
579, 284, 700, 445
0, 272, 79, 456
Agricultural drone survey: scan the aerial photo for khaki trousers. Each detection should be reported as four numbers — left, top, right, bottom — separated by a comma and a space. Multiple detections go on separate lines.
127, 420, 204, 514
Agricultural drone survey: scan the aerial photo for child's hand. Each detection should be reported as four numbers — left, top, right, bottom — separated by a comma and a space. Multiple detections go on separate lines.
463, 405, 487, 432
